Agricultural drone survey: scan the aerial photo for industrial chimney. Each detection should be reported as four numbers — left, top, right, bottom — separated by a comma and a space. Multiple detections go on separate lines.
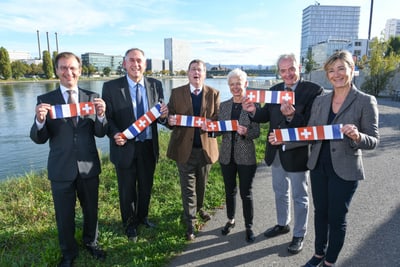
37, 30, 41, 60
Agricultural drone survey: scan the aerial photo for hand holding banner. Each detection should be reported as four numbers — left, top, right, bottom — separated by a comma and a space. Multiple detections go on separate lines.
273, 124, 343, 142
246, 90, 295, 105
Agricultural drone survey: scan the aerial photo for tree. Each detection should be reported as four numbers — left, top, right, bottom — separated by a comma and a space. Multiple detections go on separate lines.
42, 50, 54, 79
103, 67, 111, 76
361, 37, 400, 96
11, 60, 29, 79
0, 47, 12, 79
386, 36, 400, 56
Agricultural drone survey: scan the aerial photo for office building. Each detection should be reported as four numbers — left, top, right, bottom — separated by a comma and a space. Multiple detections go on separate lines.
384, 19, 400, 40
146, 59, 169, 73
301, 4, 360, 63
164, 38, 191, 73
81, 52, 123, 72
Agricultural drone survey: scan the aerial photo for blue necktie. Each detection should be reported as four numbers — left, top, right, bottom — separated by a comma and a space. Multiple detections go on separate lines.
136, 84, 146, 141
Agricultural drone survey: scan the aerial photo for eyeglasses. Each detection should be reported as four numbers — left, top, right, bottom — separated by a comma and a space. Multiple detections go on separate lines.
58, 66, 80, 72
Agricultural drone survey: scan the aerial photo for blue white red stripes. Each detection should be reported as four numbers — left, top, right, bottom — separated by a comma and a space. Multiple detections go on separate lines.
49, 102, 96, 119
273, 124, 343, 142
175, 115, 206, 128
246, 90, 295, 105
206, 120, 239, 132
120, 103, 162, 140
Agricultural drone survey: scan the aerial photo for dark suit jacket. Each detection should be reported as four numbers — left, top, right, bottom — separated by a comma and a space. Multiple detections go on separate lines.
252, 79, 323, 172
307, 86, 379, 181
218, 99, 260, 165
30, 88, 107, 181
102, 75, 164, 168
167, 83, 220, 164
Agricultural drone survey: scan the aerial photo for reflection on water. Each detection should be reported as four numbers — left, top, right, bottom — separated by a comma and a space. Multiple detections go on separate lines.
0, 77, 271, 180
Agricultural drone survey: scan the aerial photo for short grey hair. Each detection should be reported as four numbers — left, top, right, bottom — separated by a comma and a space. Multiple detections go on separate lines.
227, 68, 247, 83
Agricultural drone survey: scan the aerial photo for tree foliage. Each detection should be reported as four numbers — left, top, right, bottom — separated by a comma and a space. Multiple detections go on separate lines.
0, 47, 12, 79
103, 67, 111, 76
11, 61, 29, 79
42, 50, 54, 79
361, 37, 400, 96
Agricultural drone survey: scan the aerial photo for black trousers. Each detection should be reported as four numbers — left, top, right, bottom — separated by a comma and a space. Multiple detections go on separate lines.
310, 160, 358, 264
51, 175, 99, 260
115, 140, 156, 228
220, 161, 257, 229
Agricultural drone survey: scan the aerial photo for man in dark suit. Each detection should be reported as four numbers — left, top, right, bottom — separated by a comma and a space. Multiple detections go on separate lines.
30, 52, 108, 267
102, 48, 168, 242
243, 54, 323, 254
167, 59, 219, 241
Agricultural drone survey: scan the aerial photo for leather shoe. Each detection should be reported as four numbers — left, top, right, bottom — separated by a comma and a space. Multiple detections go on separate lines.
288, 236, 304, 254
221, 221, 235, 235
85, 243, 106, 261
142, 218, 156, 228
199, 210, 211, 221
246, 228, 255, 243
264, 224, 290, 238
126, 226, 138, 242
57, 257, 74, 267
302, 255, 325, 267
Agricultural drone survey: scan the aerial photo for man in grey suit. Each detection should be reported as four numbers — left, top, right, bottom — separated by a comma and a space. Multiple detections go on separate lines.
30, 52, 107, 267
102, 48, 168, 242
243, 54, 323, 254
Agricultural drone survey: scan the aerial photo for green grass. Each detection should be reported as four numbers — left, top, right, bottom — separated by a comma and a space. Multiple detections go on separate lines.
0, 124, 268, 267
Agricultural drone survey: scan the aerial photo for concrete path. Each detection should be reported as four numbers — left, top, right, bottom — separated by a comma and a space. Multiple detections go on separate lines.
167, 98, 400, 267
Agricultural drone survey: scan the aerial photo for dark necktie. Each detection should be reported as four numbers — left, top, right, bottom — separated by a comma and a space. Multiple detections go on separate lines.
285, 87, 292, 92
136, 84, 145, 141
67, 90, 77, 127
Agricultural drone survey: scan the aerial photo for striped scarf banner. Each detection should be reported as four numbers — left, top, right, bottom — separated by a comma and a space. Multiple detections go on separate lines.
273, 124, 343, 142
246, 90, 295, 105
175, 115, 206, 128
206, 120, 239, 132
119, 103, 162, 140
49, 102, 96, 119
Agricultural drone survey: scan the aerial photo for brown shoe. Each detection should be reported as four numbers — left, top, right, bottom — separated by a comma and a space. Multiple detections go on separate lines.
199, 210, 211, 221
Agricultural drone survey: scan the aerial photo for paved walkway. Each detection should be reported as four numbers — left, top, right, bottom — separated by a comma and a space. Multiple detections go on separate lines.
167, 98, 400, 267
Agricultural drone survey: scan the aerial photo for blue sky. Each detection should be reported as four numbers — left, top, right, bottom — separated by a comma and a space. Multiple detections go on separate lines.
0, 0, 398, 65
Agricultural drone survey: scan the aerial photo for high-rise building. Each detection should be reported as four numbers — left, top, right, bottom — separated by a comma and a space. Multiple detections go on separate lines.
384, 19, 400, 40
300, 4, 360, 63
164, 38, 191, 73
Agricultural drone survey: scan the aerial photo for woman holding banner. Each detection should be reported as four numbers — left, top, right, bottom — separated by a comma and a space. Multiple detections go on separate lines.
217, 68, 260, 242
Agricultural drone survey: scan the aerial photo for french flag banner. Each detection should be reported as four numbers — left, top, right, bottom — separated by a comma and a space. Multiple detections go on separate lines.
175, 115, 206, 128
273, 124, 343, 142
49, 102, 96, 119
206, 120, 239, 132
246, 90, 295, 105
120, 103, 162, 140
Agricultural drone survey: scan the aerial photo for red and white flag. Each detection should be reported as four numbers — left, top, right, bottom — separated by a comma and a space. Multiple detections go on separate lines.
49, 102, 96, 119
206, 120, 239, 132
120, 103, 162, 140
246, 90, 295, 105
273, 124, 343, 142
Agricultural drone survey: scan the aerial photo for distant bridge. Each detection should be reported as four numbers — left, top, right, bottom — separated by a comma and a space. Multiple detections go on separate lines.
207, 69, 277, 78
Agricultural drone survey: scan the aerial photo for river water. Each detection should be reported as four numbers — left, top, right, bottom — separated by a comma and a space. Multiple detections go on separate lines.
0, 77, 273, 180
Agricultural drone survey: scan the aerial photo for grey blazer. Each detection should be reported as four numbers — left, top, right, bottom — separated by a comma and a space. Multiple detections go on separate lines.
307, 86, 379, 181
218, 99, 260, 165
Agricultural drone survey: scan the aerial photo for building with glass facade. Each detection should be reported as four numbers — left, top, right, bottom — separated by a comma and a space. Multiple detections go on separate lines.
81, 52, 123, 72
301, 4, 360, 63
164, 38, 191, 73
384, 19, 400, 40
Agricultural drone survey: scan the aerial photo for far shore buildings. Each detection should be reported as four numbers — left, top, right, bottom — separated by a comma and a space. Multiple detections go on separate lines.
164, 38, 191, 73
384, 19, 400, 40
301, 4, 362, 68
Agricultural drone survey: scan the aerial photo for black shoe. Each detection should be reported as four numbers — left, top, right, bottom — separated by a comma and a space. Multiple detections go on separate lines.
199, 210, 211, 221
221, 221, 235, 235
85, 243, 106, 261
245, 228, 255, 243
302, 255, 325, 267
126, 226, 138, 242
263, 224, 290, 238
57, 257, 74, 267
288, 236, 304, 254
142, 218, 156, 228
